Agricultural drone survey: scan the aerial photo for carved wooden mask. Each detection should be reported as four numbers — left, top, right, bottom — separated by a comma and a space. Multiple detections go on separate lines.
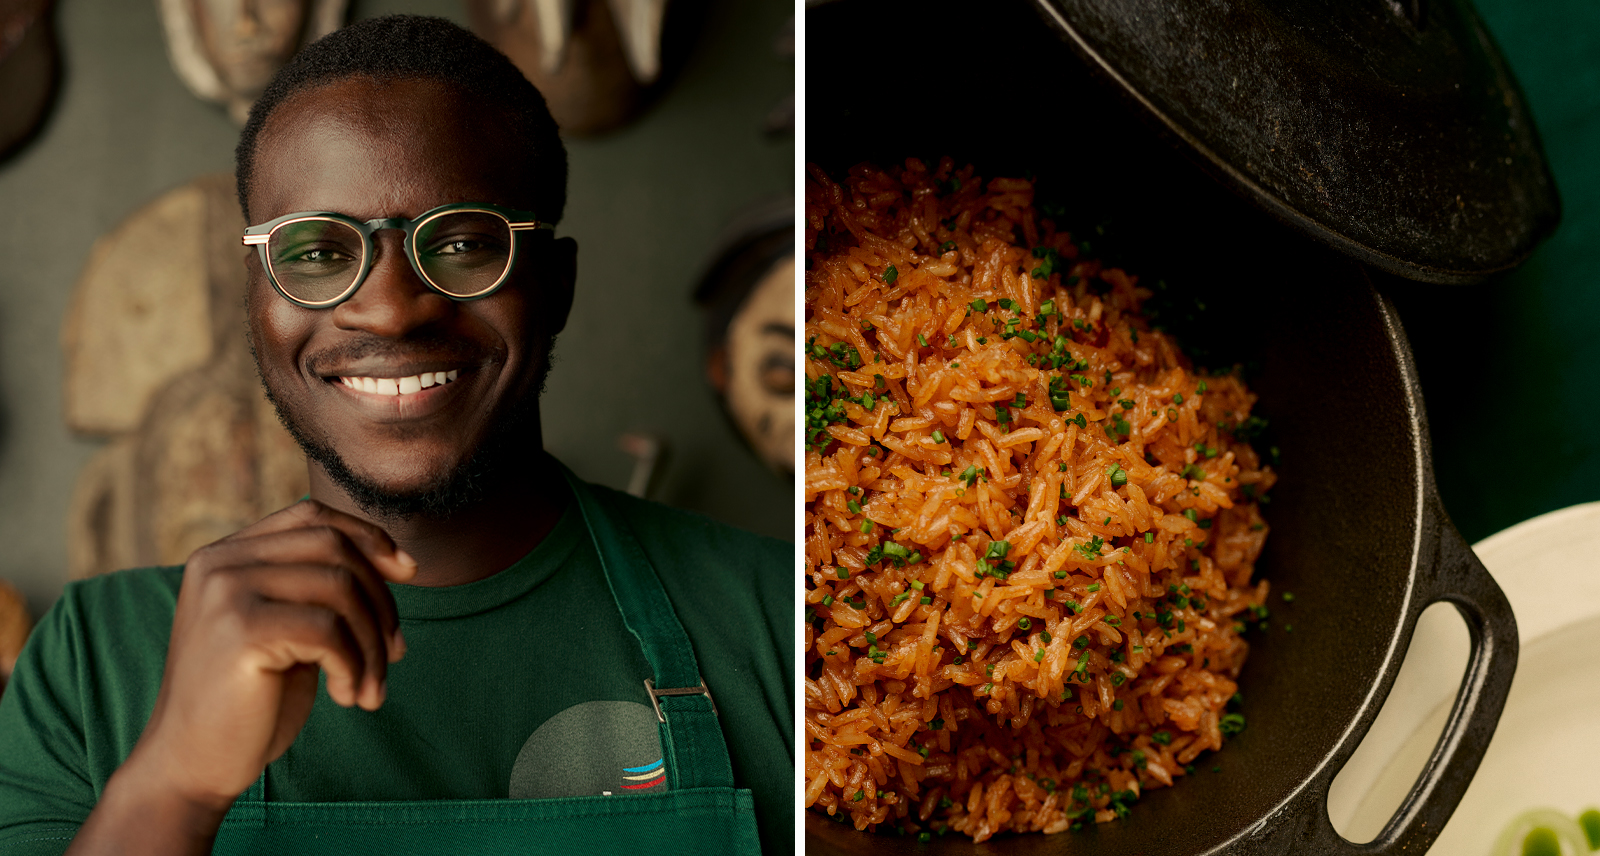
157, 0, 346, 123
0, 0, 59, 162
462, 0, 677, 136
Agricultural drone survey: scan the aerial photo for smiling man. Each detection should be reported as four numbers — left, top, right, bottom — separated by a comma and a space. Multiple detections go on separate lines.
0, 16, 791, 856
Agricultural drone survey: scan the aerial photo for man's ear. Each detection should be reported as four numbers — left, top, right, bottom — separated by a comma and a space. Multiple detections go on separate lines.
542, 236, 577, 337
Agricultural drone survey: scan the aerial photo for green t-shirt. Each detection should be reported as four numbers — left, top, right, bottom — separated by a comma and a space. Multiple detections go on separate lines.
0, 483, 793, 855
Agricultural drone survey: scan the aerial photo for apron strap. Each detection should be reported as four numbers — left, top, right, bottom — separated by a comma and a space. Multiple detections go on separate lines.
561, 465, 737, 792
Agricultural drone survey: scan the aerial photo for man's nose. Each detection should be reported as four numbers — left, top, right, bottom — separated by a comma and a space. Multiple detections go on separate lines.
330, 233, 454, 337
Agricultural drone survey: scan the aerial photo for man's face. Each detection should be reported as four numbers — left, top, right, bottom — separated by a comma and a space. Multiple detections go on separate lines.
246, 75, 574, 516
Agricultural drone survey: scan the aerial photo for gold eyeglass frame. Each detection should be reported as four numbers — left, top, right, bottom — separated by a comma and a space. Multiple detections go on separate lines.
242, 202, 554, 309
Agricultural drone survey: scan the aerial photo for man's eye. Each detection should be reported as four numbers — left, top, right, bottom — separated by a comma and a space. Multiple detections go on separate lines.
431, 239, 484, 255
273, 244, 357, 267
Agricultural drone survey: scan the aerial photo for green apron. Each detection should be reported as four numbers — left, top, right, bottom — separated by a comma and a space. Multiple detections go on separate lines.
212, 469, 763, 854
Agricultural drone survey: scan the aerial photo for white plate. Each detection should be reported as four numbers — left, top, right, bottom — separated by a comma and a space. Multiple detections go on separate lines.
1326, 501, 1600, 848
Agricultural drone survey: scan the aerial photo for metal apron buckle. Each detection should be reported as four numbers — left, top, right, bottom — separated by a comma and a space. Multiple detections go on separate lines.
644, 678, 717, 723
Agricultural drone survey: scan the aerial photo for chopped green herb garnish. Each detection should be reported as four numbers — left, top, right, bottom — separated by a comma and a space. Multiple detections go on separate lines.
930, 430, 945, 444
970, 299, 988, 312
1220, 712, 1246, 736
1107, 463, 1127, 488
883, 264, 898, 284
1030, 246, 1063, 279
836, 567, 849, 580
1073, 536, 1105, 560
1231, 415, 1269, 442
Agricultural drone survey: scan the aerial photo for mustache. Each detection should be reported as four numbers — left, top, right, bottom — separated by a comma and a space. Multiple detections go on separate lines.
303, 333, 496, 375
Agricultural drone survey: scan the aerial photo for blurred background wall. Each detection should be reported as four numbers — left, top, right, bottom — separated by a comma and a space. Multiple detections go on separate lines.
0, 0, 794, 621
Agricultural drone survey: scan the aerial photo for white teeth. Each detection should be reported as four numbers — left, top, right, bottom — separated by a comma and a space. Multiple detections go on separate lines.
339, 371, 459, 396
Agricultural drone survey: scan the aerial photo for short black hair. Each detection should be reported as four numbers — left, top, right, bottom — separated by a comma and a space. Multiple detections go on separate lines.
235, 15, 566, 224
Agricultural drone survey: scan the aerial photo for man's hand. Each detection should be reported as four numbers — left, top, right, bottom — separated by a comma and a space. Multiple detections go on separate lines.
68, 500, 416, 855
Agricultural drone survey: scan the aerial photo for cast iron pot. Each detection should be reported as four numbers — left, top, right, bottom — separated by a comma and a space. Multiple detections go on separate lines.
805, 0, 1523, 852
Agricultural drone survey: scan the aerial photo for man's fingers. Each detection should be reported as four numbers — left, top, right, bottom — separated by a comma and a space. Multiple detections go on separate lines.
229, 565, 394, 708
230, 500, 418, 583
244, 599, 374, 710
213, 527, 404, 649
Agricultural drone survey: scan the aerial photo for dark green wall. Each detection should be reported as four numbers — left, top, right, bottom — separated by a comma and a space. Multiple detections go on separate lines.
1388, 0, 1600, 545
0, 0, 794, 619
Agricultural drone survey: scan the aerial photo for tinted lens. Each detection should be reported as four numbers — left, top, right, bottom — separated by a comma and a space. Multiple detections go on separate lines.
266, 218, 366, 305
413, 210, 514, 297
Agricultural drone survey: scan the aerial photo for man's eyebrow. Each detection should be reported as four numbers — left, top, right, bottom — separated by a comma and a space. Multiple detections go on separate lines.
761, 322, 794, 337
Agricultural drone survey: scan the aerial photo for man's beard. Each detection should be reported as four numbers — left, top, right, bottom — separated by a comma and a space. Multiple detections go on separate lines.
256, 338, 557, 521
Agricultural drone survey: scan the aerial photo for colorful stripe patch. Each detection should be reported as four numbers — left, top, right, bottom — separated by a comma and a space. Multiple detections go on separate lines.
621, 758, 665, 789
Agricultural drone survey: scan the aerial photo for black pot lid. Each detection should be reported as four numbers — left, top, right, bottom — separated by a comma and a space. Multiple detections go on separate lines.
1030, 0, 1560, 283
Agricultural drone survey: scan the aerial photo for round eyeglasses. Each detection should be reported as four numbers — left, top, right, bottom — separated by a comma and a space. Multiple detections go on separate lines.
241, 202, 555, 309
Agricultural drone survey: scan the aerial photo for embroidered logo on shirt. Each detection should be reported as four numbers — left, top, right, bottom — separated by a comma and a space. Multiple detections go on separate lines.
620, 758, 665, 790
507, 700, 665, 798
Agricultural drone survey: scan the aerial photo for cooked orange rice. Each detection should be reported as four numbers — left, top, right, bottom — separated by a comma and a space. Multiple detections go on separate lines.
802, 158, 1276, 842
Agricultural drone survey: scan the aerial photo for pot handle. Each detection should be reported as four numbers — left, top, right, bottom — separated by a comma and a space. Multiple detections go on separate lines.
1267, 508, 1518, 855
